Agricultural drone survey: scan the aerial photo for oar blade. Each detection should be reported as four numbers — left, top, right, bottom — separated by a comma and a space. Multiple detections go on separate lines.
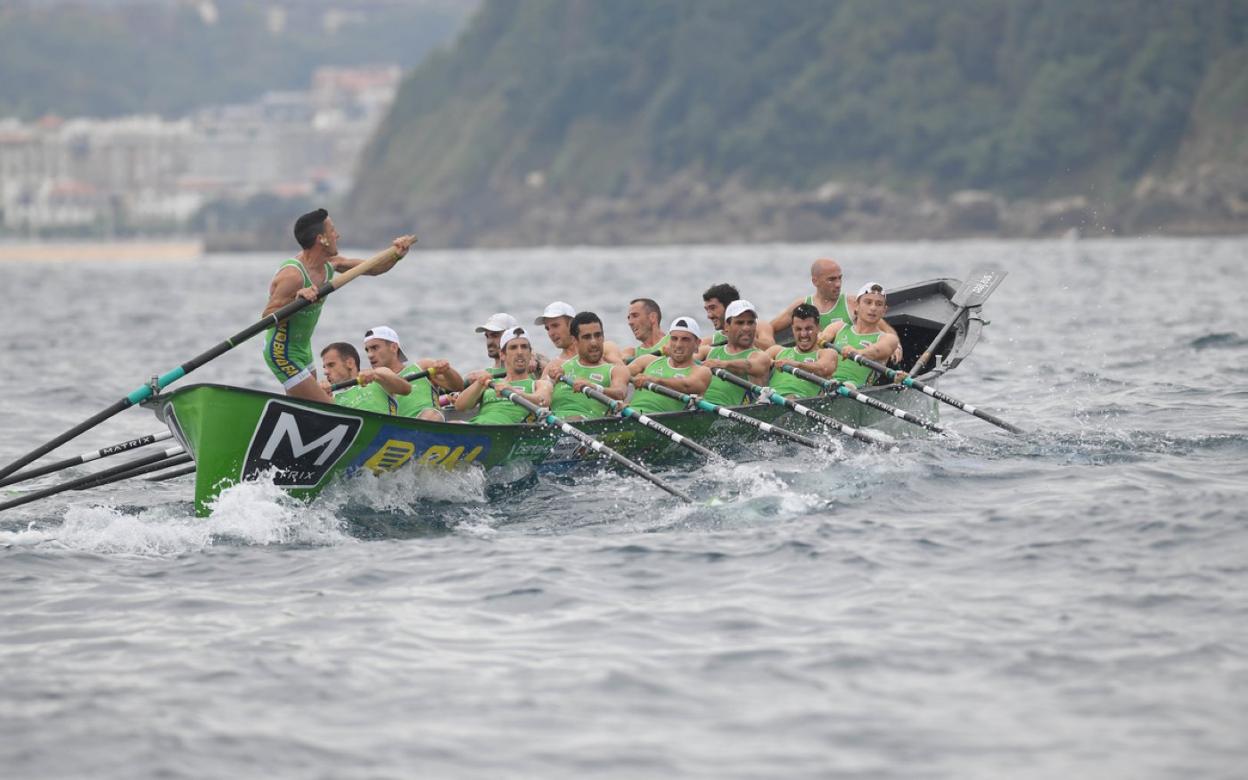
952, 267, 1007, 308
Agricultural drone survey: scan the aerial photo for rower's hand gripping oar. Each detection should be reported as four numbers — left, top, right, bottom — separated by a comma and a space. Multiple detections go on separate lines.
639, 382, 828, 452
0, 431, 172, 488
492, 384, 693, 503
556, 376, 719, 461
328, 368, 430, 393
708, 368, 893, 446
910, 267, 1006, 376
835, 351, 1024, 434
0, 237, 414, 483
779, 365, 946, 434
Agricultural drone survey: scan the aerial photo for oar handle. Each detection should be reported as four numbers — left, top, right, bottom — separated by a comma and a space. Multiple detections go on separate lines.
494, 386, 693, 502
329, 368, 430, 393
780, 365, 945, 434
645, 382, 824, 451
558, 377, 716, 461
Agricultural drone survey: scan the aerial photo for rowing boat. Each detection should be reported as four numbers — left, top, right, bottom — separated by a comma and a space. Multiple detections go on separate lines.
147, 276, 985, 515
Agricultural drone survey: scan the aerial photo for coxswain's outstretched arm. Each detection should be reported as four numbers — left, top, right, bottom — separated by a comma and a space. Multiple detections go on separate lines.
330, 236, 414, 276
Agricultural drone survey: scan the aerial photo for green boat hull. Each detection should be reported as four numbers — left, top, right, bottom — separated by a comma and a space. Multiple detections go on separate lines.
149, 382, 937, 515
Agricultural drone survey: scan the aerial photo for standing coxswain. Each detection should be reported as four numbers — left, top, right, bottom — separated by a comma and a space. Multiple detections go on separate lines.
260, 208, 412, 403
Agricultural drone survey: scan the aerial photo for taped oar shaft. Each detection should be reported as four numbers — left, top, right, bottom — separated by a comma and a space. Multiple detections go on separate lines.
74, 452, 193, 491
781, 365, 945, 434
709, 368, 889, 446
330, 368, 430, 393
840, 352, 1023, 433
641, 382, 825, 451
0, 431, 173, 487
0, 446, 186, 512
558, 377, 717, 461
0, 239, 413, 483
494, 386, 693, 503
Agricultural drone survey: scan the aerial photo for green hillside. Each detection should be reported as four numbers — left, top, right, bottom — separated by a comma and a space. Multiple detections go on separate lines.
350, 0, 1248, 244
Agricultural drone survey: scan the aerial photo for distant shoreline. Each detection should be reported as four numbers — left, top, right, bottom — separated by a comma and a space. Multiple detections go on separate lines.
0, 239, 203, 263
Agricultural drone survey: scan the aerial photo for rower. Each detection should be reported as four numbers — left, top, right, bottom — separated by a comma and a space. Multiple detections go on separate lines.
701, 299, 773, 407
623, 298, 668, 360
627, 316, 711, 413
765, 303, 838, 399
536, 301, 625, 365
819, 282, 900, 388
260, 208, 412, 403
464, 311, 547, 383
699, 283, 774, 357
318, 342, 410, 414
769, 257, 855, 334
362, 325, 464, 421
546, 311, 630, 420
455, 327, 553, 424
770, 257, 903, 360
476, 312, 518, 371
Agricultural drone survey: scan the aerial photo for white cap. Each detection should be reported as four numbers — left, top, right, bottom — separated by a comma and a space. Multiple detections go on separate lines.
534, 301, 576, 324
723, 299, 757, 321
857, 281, 886, 299
667, 315, 702, 339
475, 312, 519, 333
498, 326, 529, 352
363, 325, 400, 345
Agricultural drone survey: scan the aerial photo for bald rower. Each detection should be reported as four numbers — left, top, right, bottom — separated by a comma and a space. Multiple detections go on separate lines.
771, 257, 901, 359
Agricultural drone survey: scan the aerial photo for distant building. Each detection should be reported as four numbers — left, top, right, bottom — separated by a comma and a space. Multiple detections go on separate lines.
0, 65, 401, 235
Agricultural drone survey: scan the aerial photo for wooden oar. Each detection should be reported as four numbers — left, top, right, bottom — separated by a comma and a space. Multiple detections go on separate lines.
910, 267, 1006, 376
640, 382, 827, 451
709, 369, 893, 446
835, 351, 1024, 433
0, 446, 186, 512
328, 368, 430, 393
493, 385, 693, 503
0, 238, 415, 484
555, 376, 718, 461
779, 365, 946, 434
0, 431, 172, 488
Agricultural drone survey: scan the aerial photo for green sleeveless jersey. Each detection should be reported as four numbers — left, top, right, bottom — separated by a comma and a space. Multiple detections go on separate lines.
334, 382, 397, 415
395, 363, 438, 417
703, 345, 759, 406
768, 346, 823, 399
472, 378, 537, 425
710, 329, 728, 346
551, 359, 613, 418
262, 258, 332, 383
831, 327, 882, 386
629, 357, 693, 414
633, 333, 670, 359
806, 293, 853, 331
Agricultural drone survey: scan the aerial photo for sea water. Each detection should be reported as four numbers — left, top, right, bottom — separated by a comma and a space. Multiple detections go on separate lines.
1, 238, 1245, 779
